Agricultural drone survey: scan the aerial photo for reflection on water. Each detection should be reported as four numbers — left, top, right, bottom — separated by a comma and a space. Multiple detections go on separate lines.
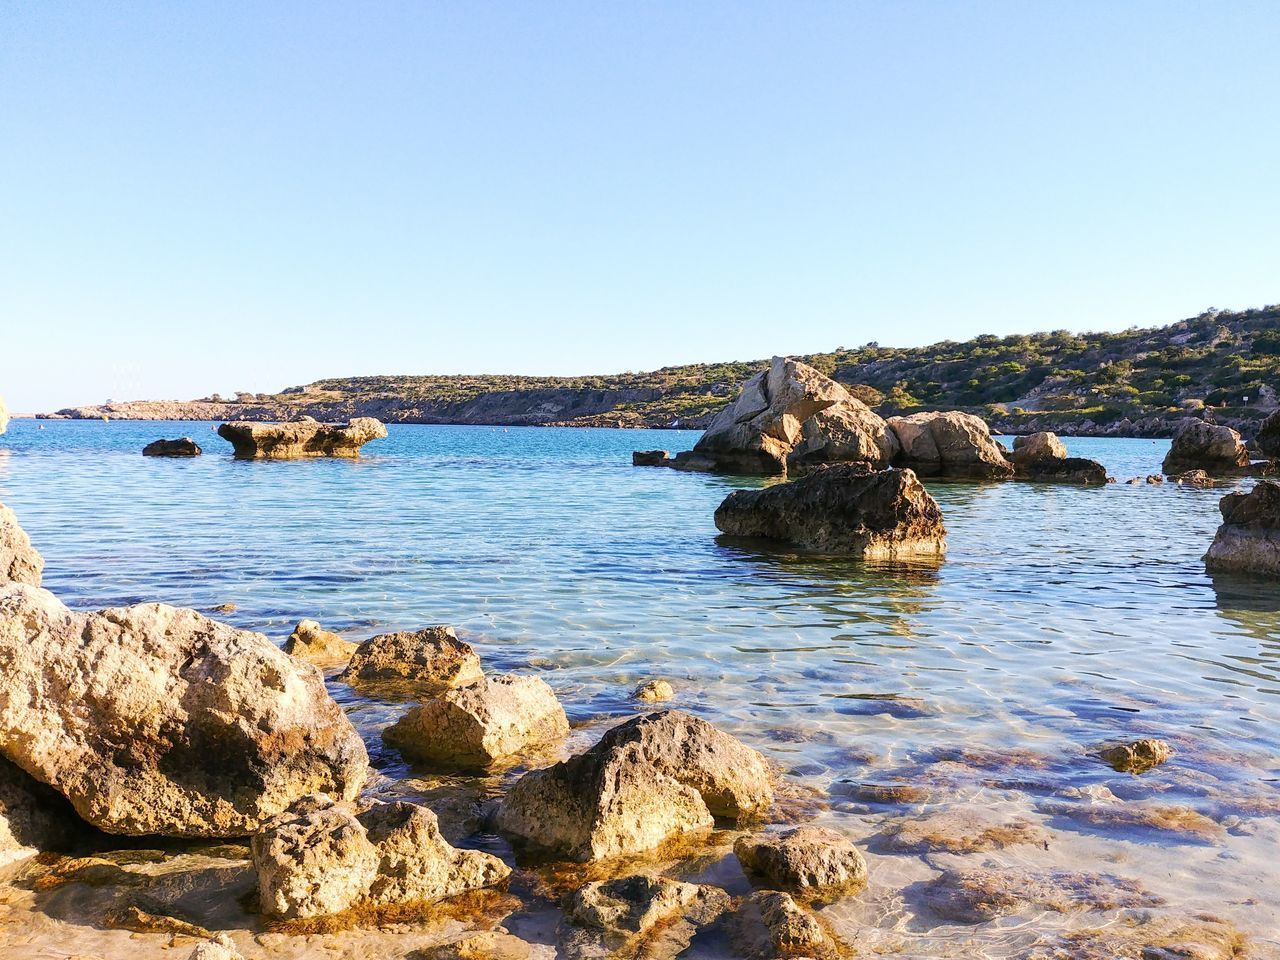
0, 421, 1278, 958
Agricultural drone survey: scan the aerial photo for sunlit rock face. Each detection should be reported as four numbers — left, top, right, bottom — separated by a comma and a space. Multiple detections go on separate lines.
216, 417, 387, 459
1162, 419, 1250, 475
1204, 480, 1280, 577
0, 502, 43, 587
886, 410, 1014, 478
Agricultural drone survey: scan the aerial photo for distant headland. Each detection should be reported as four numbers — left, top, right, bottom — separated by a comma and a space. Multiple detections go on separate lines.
41, 305, 1280, 438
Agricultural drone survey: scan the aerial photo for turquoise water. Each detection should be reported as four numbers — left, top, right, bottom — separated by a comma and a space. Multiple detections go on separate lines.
1, 420, 1278, 957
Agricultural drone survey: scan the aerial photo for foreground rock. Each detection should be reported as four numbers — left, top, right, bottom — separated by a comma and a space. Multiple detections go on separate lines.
252, 795, 509, 919
886, 411, 1014, 479
1097, 738, 1174, 773
735, 826, 867, 897
560, 874, 731, 960
340, 626, 483, 695
217, 416, 387, 459
1204, 481, 1280, 577
1162, 420, 1250, 475
0, 755, 78, 866
143, 437, 202, 457
283, 618, 358, 667
919, 868, 1162, 923
714, 464, 946, 558
0, 584, 368, 836
0, 502, 43, 586
1258, 409, 1280, 459
731, 890, 845, 960
384, 674, 569, 768
495, 711, 772, 861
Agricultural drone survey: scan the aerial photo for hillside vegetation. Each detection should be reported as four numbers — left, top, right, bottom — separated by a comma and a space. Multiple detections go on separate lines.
52, 305, 1280, 436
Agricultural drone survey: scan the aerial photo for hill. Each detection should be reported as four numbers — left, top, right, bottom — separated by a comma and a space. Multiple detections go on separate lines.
45, 305, 1280, 437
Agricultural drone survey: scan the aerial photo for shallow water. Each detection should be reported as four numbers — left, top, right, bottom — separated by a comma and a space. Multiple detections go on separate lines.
0, 421, 1277, 958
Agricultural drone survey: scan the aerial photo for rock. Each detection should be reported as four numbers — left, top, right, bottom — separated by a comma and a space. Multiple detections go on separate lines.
731, 890, 842, 959
787, 399, 900, 471
632, 450, 669, 466
683, 357, 854, 474
1173, 469, 1217, 486
561, 874, 731, 960
1204, 480, 1280, 576
1027, 913, 1250, 960
878, 808, 1051, 853
0, 583, 368, 836
142, 438, 202, 457
188, 935, 244, 960
1147, 474, 1164, 484
1016, 456, 1109, 484
0, 754, 78, 866
1097, 738, 1174, 773
1162, 420, 1250, 475
383, 674, 569, 768
415, 931, 544, 960
1011, 432, 1068, 462
734, 826, 868, 897
714, 464, 947, 558
919, 868, 1163, 924
283, 618, 358, 667
339, 626, 483, 696
633, 679, 674, 702
0, 502, 43, 586
886, 411, 1014, 478
251, 795, 510, 919
216, 417, 387, 459
1258, 410, 1280, 459
495, 711, 771, 861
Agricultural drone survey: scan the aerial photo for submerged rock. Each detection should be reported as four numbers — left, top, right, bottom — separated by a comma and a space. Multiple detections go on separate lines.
251, 795, 509, 919
384, 674, 569, 768
878, 808, 1051, 854
560, 874, 731, 960
142, 437, 202, 457
919, 868, 1163, 923
633, 678, 675, 702
340, 626, 483, 696
1162, 420, 1250, 475
1173, 469, 1218, 487
730, 890, 845, 960
0, 502, 43, 586
216, 417, 387, 459
734, 826, 867, 897
1027, 913, 1251, 960
886, 411, 1014, 478
283, 618, 358, 667
1204, 480, 1280, 577
0, 583, 368, 836
632, 450, 670, 466
416, 931, 545, 959
495, 711, 772, 861
1097, 738, 1174, 773
714, 464, 947, 558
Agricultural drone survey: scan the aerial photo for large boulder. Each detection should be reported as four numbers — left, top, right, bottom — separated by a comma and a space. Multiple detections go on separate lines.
887, 411, 1014, 478
283, 618, 358, 667
683, 358, 852, 474
339, 626, 483, 696
216, 417, 387, 459
1162, 420, 1250, 475
1008, 432, 1109, 483
1010, 432, 1068, 462
713, 464, 947, 558
1204, 480, 1280, 576
143, 438, 202, 457
251, 794, 509, 919
383, 674, 569, 768
494, 711, 772, 862
0, 502, 43, 586
734, 826, 868, 897
1257, 410, 1280, 459
787, 400, 899, 471
0, 584, 368, 836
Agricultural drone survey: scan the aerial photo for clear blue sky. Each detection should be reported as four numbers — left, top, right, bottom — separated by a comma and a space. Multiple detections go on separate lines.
2, 2, 1277, 411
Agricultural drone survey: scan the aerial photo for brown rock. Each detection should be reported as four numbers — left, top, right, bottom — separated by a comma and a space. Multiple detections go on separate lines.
1011, 432, 1068, 462
188, 936, 244, 960
731, 890, 845, 959
340, 626, 483, 696
1027, 913, 1250, 960
633, 678, 675, 702
414, 931, 543, 960
1162, 420, 1251, 475
0, 502, 42, 587
283, 618, 358, 667
1257, 409, 1280, 459
734, 826, 867, 897
788, 400, 900, 471
560, 874, 731, 960
920, 868, 1163, 924
1204, 480, 1280, 576
216, 417, 387, 459
1173, 469, 1218, 486
1097, 738, 1174, 773
714, 464, 946, 558
886, 411, 1014, 478
879, 808, 1051, 854
143, 438, 202, 457
632, 450, 670, 466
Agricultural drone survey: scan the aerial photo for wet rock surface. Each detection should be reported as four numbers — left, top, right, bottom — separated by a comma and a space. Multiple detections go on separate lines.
878, 808, 1052, 854
633, 679, 675, 702
384, 674, 569, 768
559, 873, 730, 960
283, 618, 358, 666
885, 410, 1014, 478
917, 868, 1163, 923
216, 417, 387, 459
1204, 480, 1280, 576
631, 450, 669, 466
1017, 455, 1110, 484
142, 437, 202, 457
714, 464, 947, 558
1162, 419, 1251, 475
1026, 913, 1252, 960
0, 584, 368, 837
1098, 738, 1175, 773
734, 826, 867, 897
731, 889, 847, 959
340, 626, 484, 696
0, 502, 43, 586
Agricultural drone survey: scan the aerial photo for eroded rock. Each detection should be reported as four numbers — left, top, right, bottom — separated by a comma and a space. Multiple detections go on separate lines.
495, 711, 771, 861
1162, 420, 1251, 475
188, 936, 245, 960
560, 874, 731, 960
283, 618, 358, 667
143, 438, 202, 457
1204, 480, 1280, 576
919, 868, 1163, 923
788, 400, 900, 471
384, 674, 569, 768
216, 417, 387, 459
340, 626, 483, 696
1011, 432, 1068, 462
633, 679, 675, 702
1027, 913, 1250, 960
734, 826, 867, 897
886, 411, 1014, 478
0, 502, 42, 586
731, 890, 845, 960
0, 584, 368, 837
1097, 738, 1174, 773
714, 464, 946, 558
